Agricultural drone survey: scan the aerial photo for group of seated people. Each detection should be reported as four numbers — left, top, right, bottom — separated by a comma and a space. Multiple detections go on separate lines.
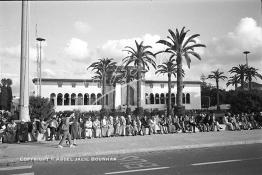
0, 110, 261, 143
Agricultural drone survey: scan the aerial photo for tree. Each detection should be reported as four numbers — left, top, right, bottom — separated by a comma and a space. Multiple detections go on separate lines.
226, 90, 262, 113
6, 79, 13, 111
0, 78, 13, 111
226, 75, 239, 90
155, 60, 178, 116
123, 40, 156, 114
229, 64, 247, 90
29, 96, 54, 121
156, 27, 205, 115
207, 69, 227, 110
88, 58, 117, 110
245, 66, 262, 91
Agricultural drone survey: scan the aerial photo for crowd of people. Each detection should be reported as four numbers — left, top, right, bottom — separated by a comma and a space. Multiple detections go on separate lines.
0, 110, 261, 148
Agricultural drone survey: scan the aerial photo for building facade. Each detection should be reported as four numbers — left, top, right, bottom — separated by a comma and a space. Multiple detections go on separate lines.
32, 78, 201, 112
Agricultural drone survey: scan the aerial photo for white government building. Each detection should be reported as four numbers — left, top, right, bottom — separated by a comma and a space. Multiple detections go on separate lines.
32, 77, 201, 112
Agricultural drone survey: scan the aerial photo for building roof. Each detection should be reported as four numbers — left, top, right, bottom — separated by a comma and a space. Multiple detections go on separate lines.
32, 78, 201, 85
145, 80, 202, 84
32, 78, 100, 83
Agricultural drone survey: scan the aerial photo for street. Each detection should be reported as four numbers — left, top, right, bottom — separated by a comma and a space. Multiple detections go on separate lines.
0, 143, 261, 175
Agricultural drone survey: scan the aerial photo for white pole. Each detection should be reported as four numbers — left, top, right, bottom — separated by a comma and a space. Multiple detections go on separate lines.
19, 0, 30, 122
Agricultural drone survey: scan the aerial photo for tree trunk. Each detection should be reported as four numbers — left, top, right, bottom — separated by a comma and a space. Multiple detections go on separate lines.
102, 70, 106, 110
249, 79, 252, 91
136, 62, 143, 114
216, 80, 220, 111
126, 68, 130, 109
176, 55, 184, 115
113, 84, 116, 111
167, 73, 172, 116
240, 75, 244, 90
235, 83, 237, 90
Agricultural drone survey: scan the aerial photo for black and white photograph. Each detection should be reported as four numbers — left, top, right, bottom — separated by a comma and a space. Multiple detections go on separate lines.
0, 0, 262, 174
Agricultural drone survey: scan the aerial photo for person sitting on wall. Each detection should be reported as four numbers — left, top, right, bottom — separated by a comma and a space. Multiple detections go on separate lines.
6, 119, 17, 143
17, 120, 29, 143
140, 115, 149, 135
222, 113, 234, 131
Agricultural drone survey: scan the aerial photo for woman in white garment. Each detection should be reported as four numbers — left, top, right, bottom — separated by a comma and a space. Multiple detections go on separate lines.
84, 117, 93, 139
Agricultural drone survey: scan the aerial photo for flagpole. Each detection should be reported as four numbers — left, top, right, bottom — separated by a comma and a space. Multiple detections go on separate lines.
19, 0, 30, 122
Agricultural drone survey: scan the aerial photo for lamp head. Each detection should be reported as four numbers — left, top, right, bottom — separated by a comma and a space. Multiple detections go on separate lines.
36, 37, 45, 42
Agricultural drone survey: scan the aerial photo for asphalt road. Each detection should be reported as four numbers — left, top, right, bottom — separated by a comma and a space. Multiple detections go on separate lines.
1, 143, 262, 175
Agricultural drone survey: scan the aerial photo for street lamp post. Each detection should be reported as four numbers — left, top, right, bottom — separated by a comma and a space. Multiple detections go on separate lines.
243, 51, 250, 67
36, 37, 45, 97
19, 0, 30, 122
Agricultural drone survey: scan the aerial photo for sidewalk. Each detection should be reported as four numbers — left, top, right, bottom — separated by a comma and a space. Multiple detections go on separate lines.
0, 129, 262, 165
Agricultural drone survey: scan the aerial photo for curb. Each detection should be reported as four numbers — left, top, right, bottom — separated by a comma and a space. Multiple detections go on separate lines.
0, 139, 261, 166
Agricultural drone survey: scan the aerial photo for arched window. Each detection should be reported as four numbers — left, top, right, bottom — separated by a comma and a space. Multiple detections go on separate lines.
145, 93, 149, 104
71, 93, 76, 106
182, 93, 185, 104
186, 93, 190, 104
150, 93, 154, 104
97, 93, 102, 105
160, 93, 165, 104
64, 93, 69, 106
57, 93, 63, 106
106, 94, 109, 105
77, 93, 83, 105
91, 93, 96, 105
155, 93, 160, 104
166, 93, 169, 105
84, 93, 89, 105
50, 93, 56, 106
171, 93, 175, 105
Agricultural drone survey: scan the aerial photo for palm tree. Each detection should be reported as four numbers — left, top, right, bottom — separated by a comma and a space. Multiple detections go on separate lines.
207, 69, 227, 110
245, 66, 262, 91
226, 75, 239, 90
88, 58, 117, 109
229, 64, 247, 90
123, 40, 156, 114
156, 27, 206, 115
155, 61, 178, 116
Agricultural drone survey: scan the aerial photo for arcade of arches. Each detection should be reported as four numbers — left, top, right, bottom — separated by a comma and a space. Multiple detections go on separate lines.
145, 93, 190, 105
50, 93, 109, 106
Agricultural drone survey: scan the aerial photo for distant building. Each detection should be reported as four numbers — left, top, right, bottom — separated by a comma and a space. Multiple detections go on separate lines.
32, 78, 201, 112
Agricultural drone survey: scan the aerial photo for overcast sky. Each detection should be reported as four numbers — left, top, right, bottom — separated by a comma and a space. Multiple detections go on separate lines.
0, 0, 262, 96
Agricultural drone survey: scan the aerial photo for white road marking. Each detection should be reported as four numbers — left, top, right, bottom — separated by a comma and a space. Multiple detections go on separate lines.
11, 173, 34, 175
192, 159, 242, 166
0, 165, 32, 171
192, 156, 262, 166
105, 167, 170, 174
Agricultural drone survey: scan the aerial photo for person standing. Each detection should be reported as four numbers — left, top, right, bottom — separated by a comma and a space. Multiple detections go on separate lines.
84, 117, 93, 139
93, 116, 101, 138
101, 116, 108, 137
114, 116, 120, 136
119, 116, 126, 136
49, 115, 58, 141
107, 115, 114, 137
70, 113, 79, 146
58, 113, 75, 148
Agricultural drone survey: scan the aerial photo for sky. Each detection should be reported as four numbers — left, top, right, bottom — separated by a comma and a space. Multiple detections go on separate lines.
0, 0, 262, 96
